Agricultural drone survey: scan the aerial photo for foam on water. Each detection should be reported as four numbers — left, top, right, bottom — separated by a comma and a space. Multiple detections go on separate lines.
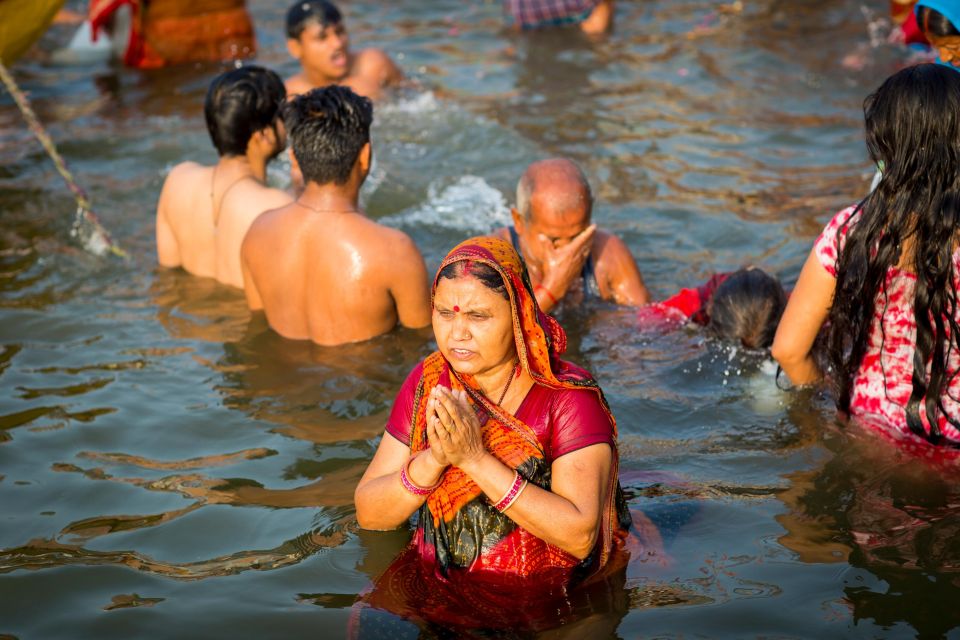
377, 90, 441, 116
383, 175, 511, 233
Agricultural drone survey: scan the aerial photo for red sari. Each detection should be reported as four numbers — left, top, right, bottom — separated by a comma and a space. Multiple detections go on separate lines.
353, 237, 632, 633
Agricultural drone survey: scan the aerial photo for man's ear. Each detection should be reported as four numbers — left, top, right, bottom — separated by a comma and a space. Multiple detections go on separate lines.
286, 38, 302, 60
358, 142, 372, 174
511, 207, 525, 232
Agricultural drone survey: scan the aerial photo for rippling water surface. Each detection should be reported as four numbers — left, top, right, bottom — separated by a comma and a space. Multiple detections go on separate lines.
3, 1, 958, 638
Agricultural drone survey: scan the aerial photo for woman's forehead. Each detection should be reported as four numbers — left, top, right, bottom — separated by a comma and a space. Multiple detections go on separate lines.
435, 276, 508, 306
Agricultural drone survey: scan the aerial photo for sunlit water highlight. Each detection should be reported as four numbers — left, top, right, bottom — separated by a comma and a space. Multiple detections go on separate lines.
2, 1, 959, 638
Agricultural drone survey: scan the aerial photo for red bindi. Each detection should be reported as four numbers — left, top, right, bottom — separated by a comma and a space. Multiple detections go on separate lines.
453, 305, 460, 312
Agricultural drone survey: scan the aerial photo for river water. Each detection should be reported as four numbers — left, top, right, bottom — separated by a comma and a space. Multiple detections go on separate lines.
2, 1, 958, 638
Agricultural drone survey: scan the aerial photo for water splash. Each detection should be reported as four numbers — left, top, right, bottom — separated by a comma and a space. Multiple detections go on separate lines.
377, 90, 440, 116
383, 175, 510, 232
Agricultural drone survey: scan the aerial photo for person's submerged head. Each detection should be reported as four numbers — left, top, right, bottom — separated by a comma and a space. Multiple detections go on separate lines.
434, 259, 516, 378
513, 158, 593, 254
286, 0, 350, 81
707, 268, 786, 350
917, 1, 960, 67
282, 85, 373, 187
204, 66, 287, 158
865, 63, 960, 192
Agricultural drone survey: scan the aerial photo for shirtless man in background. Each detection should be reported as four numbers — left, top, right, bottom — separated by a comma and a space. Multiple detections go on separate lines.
495, 158, 650, 312
284, 0, 403, 101
155, 66, 291, 288
241, 86, 431, 345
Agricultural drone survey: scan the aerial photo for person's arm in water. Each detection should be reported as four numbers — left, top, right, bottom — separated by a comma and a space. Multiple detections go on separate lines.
354, 431, 448, 530
388, 232, 431, 329
771, 247, 835, 385
598, 232, 650, 306
155, 173, 181, 267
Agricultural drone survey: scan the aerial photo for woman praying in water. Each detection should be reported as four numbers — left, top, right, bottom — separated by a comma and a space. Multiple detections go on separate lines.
353, 236, 631, 627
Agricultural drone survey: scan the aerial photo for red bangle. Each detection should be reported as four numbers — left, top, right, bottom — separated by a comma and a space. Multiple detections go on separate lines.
492, 471, 528, 512
535, 284, 558, 306
399, 456, 442, 496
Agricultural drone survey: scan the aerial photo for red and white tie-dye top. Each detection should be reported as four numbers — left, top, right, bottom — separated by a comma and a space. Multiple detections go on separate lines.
815, 205, 960, 444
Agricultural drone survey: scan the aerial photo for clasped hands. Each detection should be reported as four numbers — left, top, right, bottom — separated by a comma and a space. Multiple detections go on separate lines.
425, 385, 486, 470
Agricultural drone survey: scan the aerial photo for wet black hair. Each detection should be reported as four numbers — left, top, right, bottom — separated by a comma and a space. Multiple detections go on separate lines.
283, 85, 373, 186
828, 63, 960, 442
708, 268, 787, 349
918, 6, 960, 37
286, 0, 342, 40
436, 260, 509, 300
204, 66, 286, 158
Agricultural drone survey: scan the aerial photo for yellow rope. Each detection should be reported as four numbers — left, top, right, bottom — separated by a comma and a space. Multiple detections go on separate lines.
0, 59, 126, 258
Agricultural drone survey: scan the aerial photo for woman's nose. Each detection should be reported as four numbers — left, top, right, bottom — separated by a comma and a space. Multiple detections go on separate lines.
452, 317, 471, 340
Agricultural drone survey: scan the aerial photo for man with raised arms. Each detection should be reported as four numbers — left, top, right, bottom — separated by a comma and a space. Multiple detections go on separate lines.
156, 66, 292, 288
241, 86, 431, 345
495, 158, 650, 312
284, 0, 403, 101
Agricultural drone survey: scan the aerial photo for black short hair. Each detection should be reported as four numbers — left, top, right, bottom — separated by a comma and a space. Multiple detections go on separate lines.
918, 6, 960, 37
436, 260, 509, 300
204, 66, 286, 157
708, 268, 786, 349
283, 85, 373, 186
286, 0, 342, 39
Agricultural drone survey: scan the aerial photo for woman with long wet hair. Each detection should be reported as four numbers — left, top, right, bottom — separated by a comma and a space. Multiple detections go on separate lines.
773, 63, 960, 451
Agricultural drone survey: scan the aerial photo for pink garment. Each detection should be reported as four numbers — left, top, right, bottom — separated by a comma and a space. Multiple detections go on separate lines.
815, 205, 960, 444
386, 361, 616, 461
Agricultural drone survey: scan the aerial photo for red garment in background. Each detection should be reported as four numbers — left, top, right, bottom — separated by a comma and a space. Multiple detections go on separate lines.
636, 272, 732, 328
88, 0, 255, 68
902, 9, 929, 46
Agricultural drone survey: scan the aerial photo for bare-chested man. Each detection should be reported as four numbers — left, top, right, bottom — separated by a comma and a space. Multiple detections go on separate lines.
284, 0, 402, 101
156, 66, 291, 288
494, 158, 650, 312
241, 86, 431, 345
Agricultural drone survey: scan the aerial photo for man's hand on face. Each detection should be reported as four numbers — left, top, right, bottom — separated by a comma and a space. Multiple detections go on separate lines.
537, 223, 596, 300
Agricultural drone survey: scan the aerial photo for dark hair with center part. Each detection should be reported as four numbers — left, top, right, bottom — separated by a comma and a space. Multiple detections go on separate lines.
283, 85, 373, 186
286, 0, 342, 39
437, 260, 509, 300
918, 6, 960, 37
827, 63, 960, 442
708, 268, 786, 349
204, 66, 286, 157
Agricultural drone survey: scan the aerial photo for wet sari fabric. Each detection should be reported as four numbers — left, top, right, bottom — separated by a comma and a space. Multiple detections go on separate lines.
356, 237, 631, 631
89, 0, 255, 68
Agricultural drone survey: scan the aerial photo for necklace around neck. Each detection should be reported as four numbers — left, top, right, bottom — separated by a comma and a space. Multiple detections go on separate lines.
295, 199, 358, 215
494, 361, 520, 406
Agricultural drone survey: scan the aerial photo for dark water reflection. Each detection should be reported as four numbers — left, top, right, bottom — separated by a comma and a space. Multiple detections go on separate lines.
0, 0, 951, 637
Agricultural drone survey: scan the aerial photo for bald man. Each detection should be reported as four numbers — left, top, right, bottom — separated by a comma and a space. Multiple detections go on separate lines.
494, 158, 649, 313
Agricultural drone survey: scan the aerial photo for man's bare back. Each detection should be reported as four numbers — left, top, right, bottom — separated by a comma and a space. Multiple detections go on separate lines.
156, 65, 290, 289
156, 161, 292, 288
156, 162, 217, 279
241, 204, 429, 345
240, 84, 430, 346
